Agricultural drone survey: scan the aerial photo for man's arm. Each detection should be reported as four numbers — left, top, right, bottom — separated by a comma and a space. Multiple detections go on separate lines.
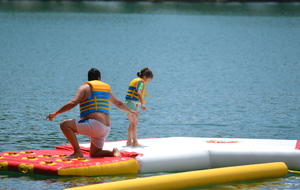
110, 91, 139, 117
46, 84, 88, 121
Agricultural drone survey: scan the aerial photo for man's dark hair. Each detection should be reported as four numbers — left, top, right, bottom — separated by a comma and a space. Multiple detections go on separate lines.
88, 68, 101, 81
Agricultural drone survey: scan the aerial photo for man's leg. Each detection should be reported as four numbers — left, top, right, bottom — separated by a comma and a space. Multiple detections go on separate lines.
60, 119, 84, 158
89, 143, 120, 157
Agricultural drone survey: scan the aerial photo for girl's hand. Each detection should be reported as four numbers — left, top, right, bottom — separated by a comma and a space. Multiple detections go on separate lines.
141, 104, 146, 112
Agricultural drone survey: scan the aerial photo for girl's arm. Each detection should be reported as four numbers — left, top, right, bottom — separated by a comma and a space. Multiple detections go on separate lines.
137, 81, 146, 111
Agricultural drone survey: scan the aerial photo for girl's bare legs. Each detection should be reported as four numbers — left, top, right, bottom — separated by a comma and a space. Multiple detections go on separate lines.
126, 115, 133, 146
126, 114, 141, 146
132, 117, 141, 147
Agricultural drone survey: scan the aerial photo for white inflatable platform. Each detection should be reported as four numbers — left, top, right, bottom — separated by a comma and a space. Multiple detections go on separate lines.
91, 137, 300, 173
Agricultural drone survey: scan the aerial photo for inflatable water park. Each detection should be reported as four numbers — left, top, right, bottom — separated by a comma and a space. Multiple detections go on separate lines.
1, 137, 300, 188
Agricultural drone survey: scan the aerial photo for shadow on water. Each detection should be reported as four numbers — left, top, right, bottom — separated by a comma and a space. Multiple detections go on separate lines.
1, 170, 300, 189
0, 170, 140, 189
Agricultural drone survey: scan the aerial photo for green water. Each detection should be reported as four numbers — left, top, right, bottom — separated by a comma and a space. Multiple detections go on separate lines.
0, 1, 300, 189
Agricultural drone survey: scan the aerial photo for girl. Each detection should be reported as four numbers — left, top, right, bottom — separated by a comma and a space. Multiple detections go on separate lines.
125, 67, 153, 146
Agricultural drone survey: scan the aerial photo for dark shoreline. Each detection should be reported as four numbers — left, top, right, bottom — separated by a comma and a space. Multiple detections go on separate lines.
5, 0, 300, 2
98, 0, 300, 2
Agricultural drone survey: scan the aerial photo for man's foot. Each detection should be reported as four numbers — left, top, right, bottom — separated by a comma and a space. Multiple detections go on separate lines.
66, 152, 84, 159
126, 141, 132, 146
132, 142, 142, 147
112, 148, 121, 157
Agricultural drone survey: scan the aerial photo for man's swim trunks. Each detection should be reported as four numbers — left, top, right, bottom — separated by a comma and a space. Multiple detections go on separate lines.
75, 118, 110, 149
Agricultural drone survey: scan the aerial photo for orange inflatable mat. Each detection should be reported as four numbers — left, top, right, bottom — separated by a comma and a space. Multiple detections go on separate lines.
0, 146, 139, 176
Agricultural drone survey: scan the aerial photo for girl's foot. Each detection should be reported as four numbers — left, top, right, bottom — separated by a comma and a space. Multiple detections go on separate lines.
132, 142, 142, 147
126, 141, 132, 146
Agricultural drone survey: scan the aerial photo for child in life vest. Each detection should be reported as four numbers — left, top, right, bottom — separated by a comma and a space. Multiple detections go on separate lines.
124, 67, 153, 146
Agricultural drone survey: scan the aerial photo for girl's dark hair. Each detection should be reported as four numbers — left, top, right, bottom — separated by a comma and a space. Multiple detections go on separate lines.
137, 67, 153, 79
88, 68, 101, 81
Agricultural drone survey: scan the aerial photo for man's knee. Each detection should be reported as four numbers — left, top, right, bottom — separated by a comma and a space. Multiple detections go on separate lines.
60, 119, 76, 132
60, 120, 68, 129
89, 148, 101, 158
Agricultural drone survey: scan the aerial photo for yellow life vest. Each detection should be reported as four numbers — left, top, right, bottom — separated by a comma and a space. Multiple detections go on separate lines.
125, 78, 149, 103
80, 80, 111, 117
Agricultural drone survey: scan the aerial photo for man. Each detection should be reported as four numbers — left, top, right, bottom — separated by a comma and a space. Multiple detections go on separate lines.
46, 68, 138, 158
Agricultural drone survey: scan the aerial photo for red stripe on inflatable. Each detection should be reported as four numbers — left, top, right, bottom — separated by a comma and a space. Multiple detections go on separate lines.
295, 140, 300, 150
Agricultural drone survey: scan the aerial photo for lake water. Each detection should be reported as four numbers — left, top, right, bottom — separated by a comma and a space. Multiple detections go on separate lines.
0, 1, 300, 189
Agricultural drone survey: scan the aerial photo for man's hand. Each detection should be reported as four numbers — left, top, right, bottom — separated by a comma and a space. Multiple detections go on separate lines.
130, 110, 139, 118
46, 112, 57, 121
